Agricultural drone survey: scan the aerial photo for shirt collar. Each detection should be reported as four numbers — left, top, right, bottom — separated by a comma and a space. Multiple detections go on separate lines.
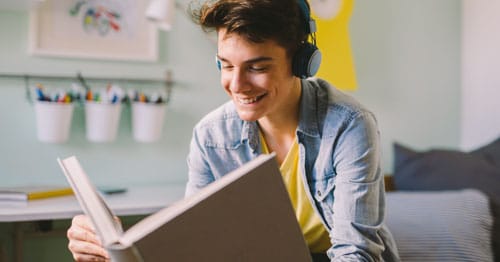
297, 79, 324, 137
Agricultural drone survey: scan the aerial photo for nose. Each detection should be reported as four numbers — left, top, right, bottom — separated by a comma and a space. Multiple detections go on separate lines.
225, 68, 250, 93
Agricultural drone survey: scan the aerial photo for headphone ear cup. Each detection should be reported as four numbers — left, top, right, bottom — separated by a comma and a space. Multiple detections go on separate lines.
292, 43, 322, 79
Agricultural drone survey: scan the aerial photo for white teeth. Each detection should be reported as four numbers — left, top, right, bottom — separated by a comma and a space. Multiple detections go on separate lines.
238, 96, 259, 104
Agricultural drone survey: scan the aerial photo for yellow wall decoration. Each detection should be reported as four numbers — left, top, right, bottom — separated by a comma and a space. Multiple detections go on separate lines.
311, 0, 357, 90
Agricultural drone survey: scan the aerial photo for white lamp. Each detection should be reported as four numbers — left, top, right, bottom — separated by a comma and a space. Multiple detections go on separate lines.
145, 0, 176, 31
310, 0, 342, 20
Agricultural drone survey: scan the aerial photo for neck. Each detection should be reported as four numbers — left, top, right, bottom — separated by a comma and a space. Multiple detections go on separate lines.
258, 78, 302, 164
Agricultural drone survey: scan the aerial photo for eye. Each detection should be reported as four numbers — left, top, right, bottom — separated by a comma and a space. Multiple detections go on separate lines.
221, 64, 233, 70
249, 65, 268, 72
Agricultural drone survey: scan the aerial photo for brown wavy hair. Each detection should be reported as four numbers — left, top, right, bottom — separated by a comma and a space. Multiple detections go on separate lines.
190, 0, 309, 58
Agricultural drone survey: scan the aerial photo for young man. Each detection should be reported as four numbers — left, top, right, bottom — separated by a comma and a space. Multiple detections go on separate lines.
67, 0, 400, 261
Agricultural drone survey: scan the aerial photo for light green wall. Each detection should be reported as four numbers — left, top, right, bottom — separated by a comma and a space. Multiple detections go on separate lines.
0, 0, 462, 186
0, 3, 226, 188
349, 0, 461, 170
0, 0, 461, 261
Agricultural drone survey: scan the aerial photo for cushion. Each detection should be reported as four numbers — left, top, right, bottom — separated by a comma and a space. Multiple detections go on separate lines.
386, 190, 493, 262
393, 143, 500, 202
472, 137, 500, 168
392, 139, 500, 261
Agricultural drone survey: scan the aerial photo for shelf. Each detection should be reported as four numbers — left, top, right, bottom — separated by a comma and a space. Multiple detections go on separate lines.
0, 71, 174, 104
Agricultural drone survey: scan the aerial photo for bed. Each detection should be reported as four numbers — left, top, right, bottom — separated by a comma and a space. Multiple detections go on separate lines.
383, 137, 500, 262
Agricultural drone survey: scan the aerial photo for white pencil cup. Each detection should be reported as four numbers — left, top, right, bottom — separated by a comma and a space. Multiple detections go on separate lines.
131, 102, 167, 142
34, 101, 74, 143
85, 101, 122, 142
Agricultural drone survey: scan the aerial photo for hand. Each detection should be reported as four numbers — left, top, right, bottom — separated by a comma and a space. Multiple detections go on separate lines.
67, 214, 110, 262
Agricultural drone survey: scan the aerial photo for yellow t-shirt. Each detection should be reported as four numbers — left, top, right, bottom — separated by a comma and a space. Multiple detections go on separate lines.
260, 132, 331, 253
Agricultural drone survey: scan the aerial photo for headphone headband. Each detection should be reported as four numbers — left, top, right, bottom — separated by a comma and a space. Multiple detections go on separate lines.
296, 0, 317, 34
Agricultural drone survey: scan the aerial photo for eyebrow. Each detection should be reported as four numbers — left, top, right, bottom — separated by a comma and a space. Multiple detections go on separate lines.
217, 56, 274, 64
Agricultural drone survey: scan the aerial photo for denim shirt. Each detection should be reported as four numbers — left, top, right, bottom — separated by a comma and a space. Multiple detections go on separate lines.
186, 78, 400, 261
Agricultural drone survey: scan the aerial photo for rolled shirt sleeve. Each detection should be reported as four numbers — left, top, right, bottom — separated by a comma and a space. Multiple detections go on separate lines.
328, 111, 387, 261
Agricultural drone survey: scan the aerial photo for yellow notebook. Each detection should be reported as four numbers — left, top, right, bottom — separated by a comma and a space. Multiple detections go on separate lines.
0, 186, 73, 201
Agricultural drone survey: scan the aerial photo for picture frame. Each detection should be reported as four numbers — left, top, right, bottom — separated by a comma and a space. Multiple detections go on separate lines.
28, 0, 158, 61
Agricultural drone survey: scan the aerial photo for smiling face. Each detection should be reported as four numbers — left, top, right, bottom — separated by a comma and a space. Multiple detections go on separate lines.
217, 29, 302, 123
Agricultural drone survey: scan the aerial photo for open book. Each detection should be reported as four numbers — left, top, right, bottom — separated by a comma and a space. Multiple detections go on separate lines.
57, 154, 312, 262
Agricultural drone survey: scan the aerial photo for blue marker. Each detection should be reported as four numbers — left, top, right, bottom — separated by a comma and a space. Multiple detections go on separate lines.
36, 88, 45, 101
111, 94, 118, 104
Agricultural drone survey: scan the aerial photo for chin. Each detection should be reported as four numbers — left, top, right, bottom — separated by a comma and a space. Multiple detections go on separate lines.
235, 110, 261, 122
237, 114, 259, 122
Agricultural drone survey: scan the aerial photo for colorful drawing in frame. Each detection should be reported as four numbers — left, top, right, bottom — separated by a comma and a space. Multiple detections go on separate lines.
29, 0, 158, 61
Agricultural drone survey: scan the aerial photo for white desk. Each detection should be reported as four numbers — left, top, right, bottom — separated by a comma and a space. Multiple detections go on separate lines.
0, 184, 186, 262
0, 184, 186, 222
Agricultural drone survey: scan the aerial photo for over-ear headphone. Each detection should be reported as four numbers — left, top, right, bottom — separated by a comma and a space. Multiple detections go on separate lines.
216, 55, 222, 71
292, 0, 322, 79
216, 0, 321, 79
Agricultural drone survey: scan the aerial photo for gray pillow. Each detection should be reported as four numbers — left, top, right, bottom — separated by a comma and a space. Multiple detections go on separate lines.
393, 143, 500, 202
393, 141, 500, 261
386, 190, 493, 262
472, 137, 500, 168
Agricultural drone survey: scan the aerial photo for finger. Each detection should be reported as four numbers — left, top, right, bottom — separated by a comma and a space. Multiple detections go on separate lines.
68, 239, 110, 260
72, 252, 110, 262
72, 215, 96, 232
67, 225, 103, 246
70, 215, 105, 245
68, 216, 105, 247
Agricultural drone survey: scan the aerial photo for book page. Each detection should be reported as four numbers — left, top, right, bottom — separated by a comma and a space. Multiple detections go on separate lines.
58, 156, 123, 247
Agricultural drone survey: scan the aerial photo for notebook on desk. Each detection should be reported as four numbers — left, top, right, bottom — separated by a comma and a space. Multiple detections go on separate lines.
0, 186, 73, 201
58, 153, 312, 262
